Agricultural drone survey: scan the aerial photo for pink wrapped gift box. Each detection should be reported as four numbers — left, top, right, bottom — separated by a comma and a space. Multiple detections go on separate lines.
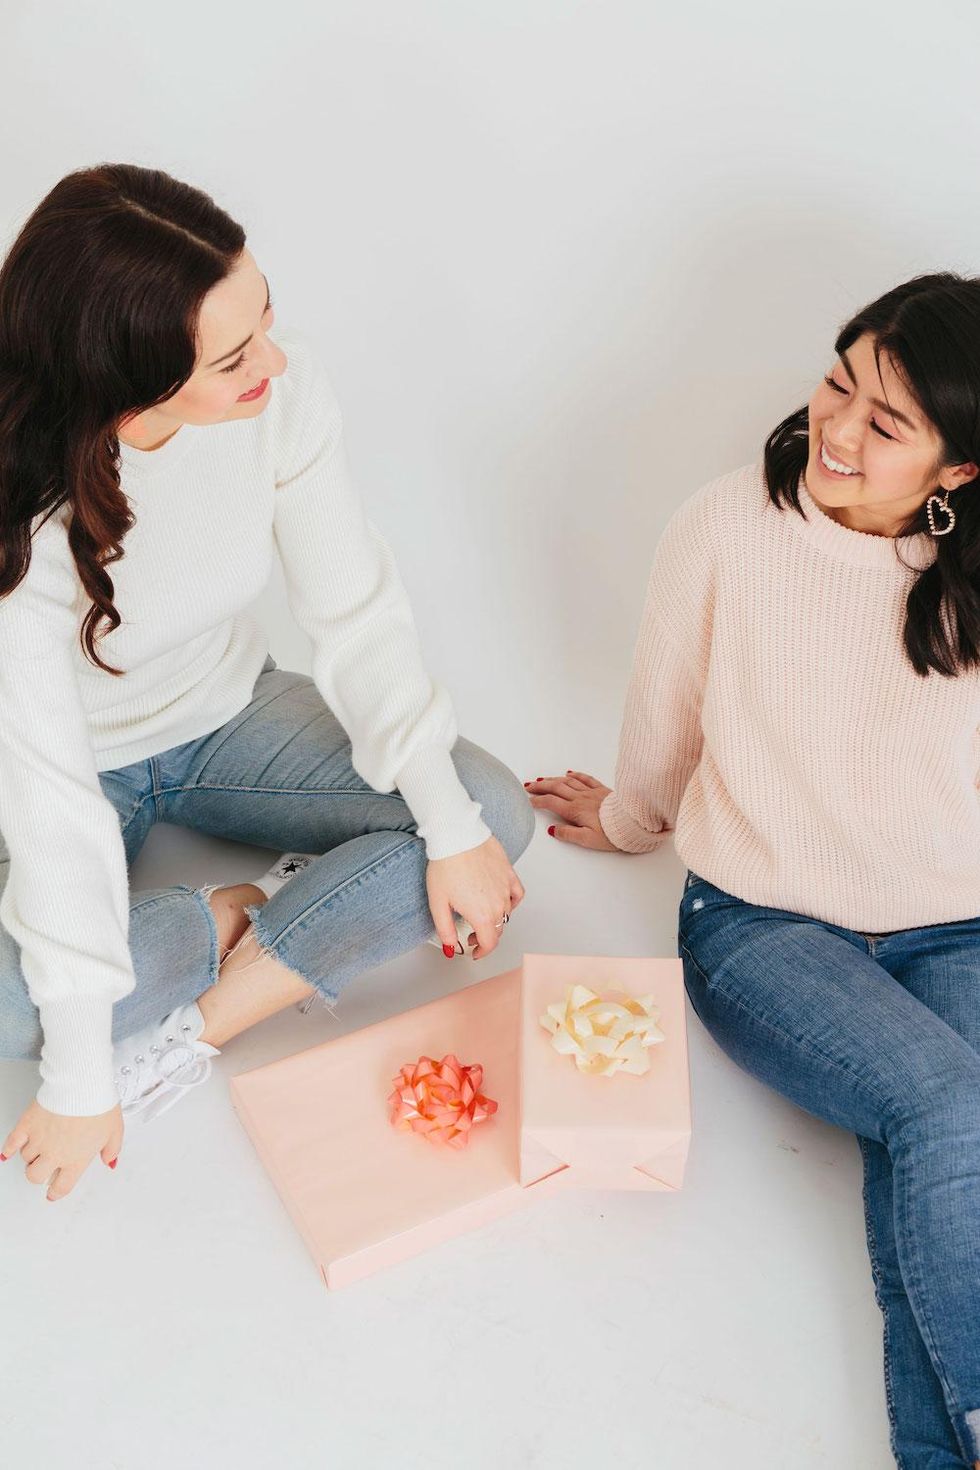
229, 953, 689, 1289
230, 966, 538, 1288
519, 954, 691, 1192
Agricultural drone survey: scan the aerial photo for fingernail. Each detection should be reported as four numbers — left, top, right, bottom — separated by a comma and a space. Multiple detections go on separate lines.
442, 944, 455, 958
109, 1158, 118, 1169
537, 776, 543, 781
0, 1154, 7, 1162
523, 782, 531, 788
548, 825, 556, 837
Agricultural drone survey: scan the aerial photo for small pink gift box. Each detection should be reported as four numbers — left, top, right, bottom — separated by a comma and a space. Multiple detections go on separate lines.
518, 954, 691, 1192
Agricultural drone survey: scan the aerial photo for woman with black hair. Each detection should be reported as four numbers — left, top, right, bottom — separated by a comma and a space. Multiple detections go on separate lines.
0, 165, 534, 1200
529, 275, 980, 1468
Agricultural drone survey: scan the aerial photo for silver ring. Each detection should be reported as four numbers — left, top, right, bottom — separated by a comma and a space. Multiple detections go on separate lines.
494, 913, 511, 929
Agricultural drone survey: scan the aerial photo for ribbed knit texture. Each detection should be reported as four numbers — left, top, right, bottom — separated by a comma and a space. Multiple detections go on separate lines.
0, 326, 491, 1116
598, 460, 980, 933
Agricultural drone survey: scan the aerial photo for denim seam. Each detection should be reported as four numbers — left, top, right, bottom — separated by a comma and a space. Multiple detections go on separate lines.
127, 885, 209, 919
678, 938, 895, 1117
179, 680, 315, 777
858, 1136, 904, 1468
894, 1125, 960, 1431
115, 783, 161, 838
151, 781, 387, 798
187, 884, 221, 989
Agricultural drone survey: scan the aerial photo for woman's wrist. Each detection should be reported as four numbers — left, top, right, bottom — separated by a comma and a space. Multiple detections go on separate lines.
597, 790, 666, 854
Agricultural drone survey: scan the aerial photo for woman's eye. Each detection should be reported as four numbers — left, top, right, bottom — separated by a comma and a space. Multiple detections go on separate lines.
220, 298, 274, 376
822, 374, 893, 440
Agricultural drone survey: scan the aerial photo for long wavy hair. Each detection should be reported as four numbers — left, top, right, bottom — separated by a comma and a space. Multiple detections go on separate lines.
0, 163, 246, 675
764, 272, 980, 678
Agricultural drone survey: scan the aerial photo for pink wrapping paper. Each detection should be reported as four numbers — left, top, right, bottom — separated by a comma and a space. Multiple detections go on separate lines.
518, 954, 690, 1191
230, 967, 548, 1288
229, 953, 690, 1289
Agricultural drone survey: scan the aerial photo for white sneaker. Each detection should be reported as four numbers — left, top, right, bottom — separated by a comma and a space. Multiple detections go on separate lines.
113, 1001, 220, 1123
247, 851, 317, 900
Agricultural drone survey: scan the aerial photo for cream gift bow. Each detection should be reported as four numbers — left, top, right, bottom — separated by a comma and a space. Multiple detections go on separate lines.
539, 983, 665, 1076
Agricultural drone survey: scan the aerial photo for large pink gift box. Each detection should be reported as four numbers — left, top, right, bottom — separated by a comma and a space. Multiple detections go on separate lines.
229, 954, 689, 1289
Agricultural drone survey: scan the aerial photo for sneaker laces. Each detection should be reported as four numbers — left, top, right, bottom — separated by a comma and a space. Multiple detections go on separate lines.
117, 1037, 217, 1122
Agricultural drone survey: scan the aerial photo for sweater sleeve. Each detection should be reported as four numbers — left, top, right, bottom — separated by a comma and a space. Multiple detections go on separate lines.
598, 483, 716, 854
270, 331, 492, 861
0, 506, 136, 1115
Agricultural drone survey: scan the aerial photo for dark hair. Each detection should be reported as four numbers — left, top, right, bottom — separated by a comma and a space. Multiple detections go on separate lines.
763, 271, 980, 678
0, 163, 246, 675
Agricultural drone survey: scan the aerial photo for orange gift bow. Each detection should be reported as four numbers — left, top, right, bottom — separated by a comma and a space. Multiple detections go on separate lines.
539, 983, 666, 1076
387, 1052, 498, 1149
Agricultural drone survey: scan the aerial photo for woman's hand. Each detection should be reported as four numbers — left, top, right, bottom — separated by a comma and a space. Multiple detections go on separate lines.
525, 769, 620, 851
427, 834, 526, 960
1, 1099, 123, 1201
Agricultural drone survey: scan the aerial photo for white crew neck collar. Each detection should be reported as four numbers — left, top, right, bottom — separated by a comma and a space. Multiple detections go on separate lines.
790, 472, 937, 572
117, 421, 206, 477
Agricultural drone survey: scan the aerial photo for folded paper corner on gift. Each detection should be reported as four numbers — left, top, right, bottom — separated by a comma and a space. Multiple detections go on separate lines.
519, 1125, 691, 1192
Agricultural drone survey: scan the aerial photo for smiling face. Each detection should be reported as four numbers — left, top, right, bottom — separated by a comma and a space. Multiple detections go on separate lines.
117, 247, 288, 450
804, 331, 978, 536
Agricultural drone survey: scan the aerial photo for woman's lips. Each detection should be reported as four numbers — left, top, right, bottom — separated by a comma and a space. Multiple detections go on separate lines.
817, 436, 862, 481
237, 378, 269, 402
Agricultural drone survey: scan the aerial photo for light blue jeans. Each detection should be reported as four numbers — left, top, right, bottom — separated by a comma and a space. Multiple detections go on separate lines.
678, 868, 980, 1470
0, 654, 536, 1059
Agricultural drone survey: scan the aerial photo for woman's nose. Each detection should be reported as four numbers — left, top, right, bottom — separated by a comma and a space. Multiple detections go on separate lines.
258, 339, 287, 379
826, 415, 863, 454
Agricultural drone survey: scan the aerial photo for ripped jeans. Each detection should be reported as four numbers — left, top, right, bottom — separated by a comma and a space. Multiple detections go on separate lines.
678, 868, 980, 1470
0, 654, 535, 1062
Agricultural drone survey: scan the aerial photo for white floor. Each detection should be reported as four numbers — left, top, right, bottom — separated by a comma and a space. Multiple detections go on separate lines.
0, 814, 895, 1470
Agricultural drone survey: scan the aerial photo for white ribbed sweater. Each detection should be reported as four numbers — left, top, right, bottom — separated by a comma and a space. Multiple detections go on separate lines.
598, 461, 980, 933
0, 327, 491, 1116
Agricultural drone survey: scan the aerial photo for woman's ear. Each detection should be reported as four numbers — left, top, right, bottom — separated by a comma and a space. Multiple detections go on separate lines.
941, 460, 979, 491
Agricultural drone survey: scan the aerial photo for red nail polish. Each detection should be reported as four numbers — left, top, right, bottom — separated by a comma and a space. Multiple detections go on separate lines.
548, 825, 556, 837
442, 944, 455, 958
0, 1153, 7, 1162
109, 1158, 118, 1169
537, 776, 543, 781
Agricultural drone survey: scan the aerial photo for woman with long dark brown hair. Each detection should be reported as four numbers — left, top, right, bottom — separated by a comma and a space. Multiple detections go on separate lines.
0, 164, 533, 1202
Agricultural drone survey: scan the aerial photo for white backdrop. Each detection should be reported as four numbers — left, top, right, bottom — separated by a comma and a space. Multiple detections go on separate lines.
6, 0, 976, 788
2, 3, 978, 1467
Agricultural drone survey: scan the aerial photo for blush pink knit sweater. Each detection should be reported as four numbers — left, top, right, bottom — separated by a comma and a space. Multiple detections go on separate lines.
597, 460, 980, 932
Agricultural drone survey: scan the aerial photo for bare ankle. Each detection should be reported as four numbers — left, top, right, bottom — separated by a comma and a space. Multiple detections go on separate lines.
197, 925, 315, 1047
208, 882, 267, 956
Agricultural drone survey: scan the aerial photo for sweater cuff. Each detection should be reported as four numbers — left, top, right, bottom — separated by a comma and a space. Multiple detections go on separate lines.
35, 994, 118, 1117
598, 790, 669, 854
395, 744, 493, 860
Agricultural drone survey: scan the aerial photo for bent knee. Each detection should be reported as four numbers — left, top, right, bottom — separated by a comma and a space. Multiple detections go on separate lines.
0, 992, 42, 1062
453, 740, 536, 862
0, 928, 42, 1060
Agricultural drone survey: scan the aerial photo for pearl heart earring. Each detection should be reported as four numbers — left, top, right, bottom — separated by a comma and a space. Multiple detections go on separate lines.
926, 487, 956, 536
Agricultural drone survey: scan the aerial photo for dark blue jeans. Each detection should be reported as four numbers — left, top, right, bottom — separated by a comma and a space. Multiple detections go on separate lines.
678, 869, 980, 1469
